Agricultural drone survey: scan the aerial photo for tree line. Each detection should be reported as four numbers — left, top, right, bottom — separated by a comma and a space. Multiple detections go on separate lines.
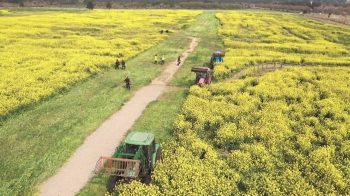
2, 0, 350, 10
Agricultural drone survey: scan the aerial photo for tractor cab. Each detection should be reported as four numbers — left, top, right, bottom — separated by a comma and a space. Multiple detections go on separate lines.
123, 132, 156, 170
211, 51, 225, 66
191, 67, 212, 86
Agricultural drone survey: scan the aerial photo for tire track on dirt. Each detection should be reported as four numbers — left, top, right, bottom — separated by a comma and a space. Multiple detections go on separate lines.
225, 64, 287, 82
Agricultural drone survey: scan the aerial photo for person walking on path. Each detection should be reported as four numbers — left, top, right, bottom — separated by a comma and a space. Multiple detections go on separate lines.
115, 59, 120, 69
124, 76, 130, 90
154, 54, 158, 64
161, 55, 165, 65
177, 56, 181, 66
121, 60, 126, 70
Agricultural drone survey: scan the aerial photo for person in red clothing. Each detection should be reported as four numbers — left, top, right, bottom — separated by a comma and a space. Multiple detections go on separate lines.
124, 76, 130, 90
115, 59, 120, 69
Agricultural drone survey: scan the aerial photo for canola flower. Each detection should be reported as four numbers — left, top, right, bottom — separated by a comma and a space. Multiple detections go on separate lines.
115, 67, 350, 195
168, 67, 350, 195
214, 11, 350, 78
0, 9, 202, 118
111, 12, 350, 195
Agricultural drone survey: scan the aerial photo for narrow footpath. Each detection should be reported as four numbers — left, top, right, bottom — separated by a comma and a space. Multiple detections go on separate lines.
39, 37, 199, 196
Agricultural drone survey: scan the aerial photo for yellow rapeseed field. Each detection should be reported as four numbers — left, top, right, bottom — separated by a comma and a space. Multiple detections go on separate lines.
151, 67, 350, 195
214, 11, 350, 77
0, 9, 201, 118
111, 12, 350, 195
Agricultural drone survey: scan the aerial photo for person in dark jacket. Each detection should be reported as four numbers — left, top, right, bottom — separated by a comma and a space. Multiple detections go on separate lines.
124, 76, 130, 90
121, 60, 126, 70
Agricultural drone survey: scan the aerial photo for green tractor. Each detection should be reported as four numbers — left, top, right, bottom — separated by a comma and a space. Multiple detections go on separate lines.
94, 132, 162, 193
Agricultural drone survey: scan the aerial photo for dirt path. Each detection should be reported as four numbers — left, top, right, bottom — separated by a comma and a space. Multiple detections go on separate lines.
304, 13, 349, 26
39, 37, 200, 196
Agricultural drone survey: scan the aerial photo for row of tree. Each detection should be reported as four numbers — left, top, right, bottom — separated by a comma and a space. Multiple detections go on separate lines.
2, 0, 350, 9
86, 1, 350, 11
2, 0, 349, 4
255, 3, 350, 15
84, 1, 248, 9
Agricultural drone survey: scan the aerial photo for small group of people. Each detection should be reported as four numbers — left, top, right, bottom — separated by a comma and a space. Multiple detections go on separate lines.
154, 54, 181, 66
115, 59, 126, 70
154, 54, 165, 65
115, 59, 129, 89
120, 54, 182, 91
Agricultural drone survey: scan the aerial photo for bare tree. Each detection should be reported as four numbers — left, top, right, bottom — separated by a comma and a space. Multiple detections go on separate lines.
87, 0, 94, 9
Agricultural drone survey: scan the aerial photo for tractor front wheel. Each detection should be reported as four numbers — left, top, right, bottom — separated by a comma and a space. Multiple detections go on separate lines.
156, 147, 163, 162
108, 176, 121, 193
142, 174, 152, 185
